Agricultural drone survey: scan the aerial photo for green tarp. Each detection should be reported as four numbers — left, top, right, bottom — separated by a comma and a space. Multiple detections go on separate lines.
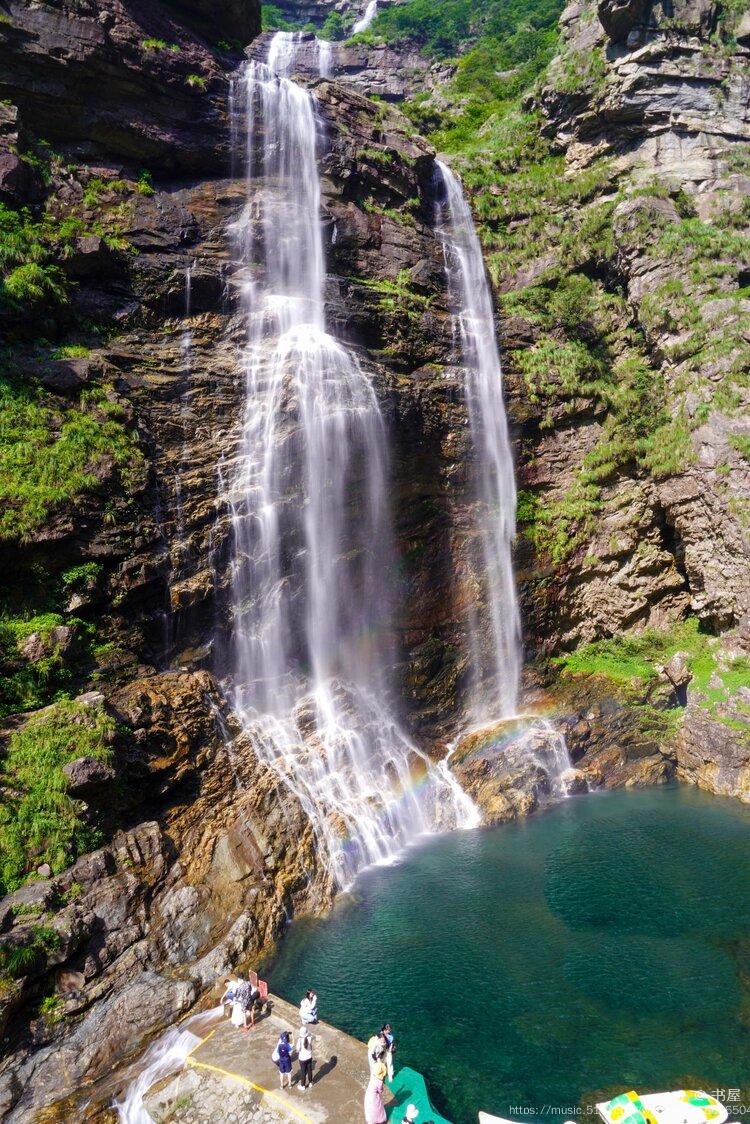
386, 1066, 453, 1124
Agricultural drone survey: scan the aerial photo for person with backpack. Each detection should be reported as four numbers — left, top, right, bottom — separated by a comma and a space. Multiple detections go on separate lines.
296, 1025, 314, 1090
272, 1030, 293, 1089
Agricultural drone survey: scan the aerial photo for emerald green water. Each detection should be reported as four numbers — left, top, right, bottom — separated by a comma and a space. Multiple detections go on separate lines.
267, 786, 750, 1124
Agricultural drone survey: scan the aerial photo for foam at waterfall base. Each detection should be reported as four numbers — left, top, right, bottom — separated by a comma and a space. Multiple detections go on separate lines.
234, 678, 478, 889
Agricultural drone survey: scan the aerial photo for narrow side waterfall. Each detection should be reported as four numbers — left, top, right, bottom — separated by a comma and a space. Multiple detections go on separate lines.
221, 41, 477, 889
353, 1, 379, 34
435, 161, 522, 723
436, 162, 573, 788
114, 1008, 222, 1123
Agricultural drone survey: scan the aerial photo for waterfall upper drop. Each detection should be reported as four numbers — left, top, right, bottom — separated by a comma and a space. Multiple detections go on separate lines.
435, 161, 522, 723
353, 1, 379, 34
221, 39, 477, 889
266, 29, 334, 79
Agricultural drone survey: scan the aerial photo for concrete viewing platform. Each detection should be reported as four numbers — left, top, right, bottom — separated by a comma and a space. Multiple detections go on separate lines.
144, 994, 381, 1123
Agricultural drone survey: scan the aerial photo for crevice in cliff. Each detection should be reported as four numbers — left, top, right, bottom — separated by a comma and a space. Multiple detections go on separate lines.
654, 502, 690, 595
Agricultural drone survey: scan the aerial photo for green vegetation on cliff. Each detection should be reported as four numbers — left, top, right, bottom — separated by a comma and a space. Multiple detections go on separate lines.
0, 377, 144, 543
0, 613, 90, 718
366, 0, 564, 146
373, 0, 747, 576
0, 699, 115, 896
554, 617, 750, 733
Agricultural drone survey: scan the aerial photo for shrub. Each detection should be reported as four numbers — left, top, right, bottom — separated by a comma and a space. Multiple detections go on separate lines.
137, 169, 155, 196
0, 612, 84, 717
140, 38, 179, 51
321, 12, 349, 39
61, 562, 101, 592
0, 926, 61, 981
52, 344, 90, 360
3, 263, 66, 306
185, 73, 207, 90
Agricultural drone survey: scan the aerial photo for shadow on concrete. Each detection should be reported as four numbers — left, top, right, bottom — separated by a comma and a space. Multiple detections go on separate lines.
313, 1054, 338, 1084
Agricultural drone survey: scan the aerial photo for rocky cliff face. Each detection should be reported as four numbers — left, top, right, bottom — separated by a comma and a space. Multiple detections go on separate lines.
518, 0, 750, 793
0, 0, 748, 1114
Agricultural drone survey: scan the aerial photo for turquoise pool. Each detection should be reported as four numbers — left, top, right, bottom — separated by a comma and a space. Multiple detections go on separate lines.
267, 785, 750, 1124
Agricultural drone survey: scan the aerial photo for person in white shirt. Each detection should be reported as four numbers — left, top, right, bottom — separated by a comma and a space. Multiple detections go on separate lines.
296, 1026, 314, 1090
299, 988, 318, 1024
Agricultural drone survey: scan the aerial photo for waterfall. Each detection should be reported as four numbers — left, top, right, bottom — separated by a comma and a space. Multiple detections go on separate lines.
353, 0, 379, 33
266, 29, 334, 79
221, 39, 477, 889
114, 1008, 222, 1123
435, 161, 522, 723
318, 38, 334, 78
174, 261, 194, 556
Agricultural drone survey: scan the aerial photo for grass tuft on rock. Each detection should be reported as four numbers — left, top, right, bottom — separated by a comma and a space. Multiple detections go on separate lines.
0, 699, 116, 896
0, 377, 144, 543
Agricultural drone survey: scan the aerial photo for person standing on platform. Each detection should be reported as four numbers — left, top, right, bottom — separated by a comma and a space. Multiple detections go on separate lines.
364, 1060, 388, 1124
296, 1025, 314, 1091
273, 1030, 293, 1090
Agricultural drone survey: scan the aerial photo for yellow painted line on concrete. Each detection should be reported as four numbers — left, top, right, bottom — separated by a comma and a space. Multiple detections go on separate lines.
185, 1025, 218, 1059
185, 1053, 315, 1124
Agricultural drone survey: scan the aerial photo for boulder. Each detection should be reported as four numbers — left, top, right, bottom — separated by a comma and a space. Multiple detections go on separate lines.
660, 651, 693, 693
62, 235, 114, 281
62, 756, 116, 799
18, 626, 75, 664
0, 150, 40, 205
598, 0, 647, 40
560, 767, 589, 795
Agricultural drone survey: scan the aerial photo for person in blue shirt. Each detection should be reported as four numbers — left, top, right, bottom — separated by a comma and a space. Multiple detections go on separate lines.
273, 1030, 293, 1089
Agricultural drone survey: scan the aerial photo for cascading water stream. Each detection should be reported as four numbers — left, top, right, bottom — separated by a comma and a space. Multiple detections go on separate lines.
435, 161, 572, 782
114, 1008, 222, 1123
266, 29, 334, 79
353, 0, 379, 33
435, 161, 522, 723
174, 260, 194, 560
221, 39, 477, 890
